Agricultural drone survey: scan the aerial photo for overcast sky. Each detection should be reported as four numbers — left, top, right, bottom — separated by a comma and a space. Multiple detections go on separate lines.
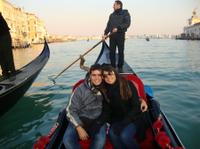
9, 0, 200, 36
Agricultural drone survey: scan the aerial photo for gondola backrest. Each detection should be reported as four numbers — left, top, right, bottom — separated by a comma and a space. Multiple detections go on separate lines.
123, 74, 147, 101
72, 74, 147, 102
72, 79, 85, 92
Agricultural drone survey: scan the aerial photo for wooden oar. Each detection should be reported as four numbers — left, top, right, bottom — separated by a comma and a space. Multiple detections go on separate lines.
50, 33, 113, 84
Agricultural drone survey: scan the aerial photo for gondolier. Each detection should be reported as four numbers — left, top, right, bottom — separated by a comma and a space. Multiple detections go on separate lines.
103, 0, 131, 72
0, 12, 16, 77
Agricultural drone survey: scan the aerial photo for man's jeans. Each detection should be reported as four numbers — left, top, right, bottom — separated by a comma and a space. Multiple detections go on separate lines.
62, 122, 107, 149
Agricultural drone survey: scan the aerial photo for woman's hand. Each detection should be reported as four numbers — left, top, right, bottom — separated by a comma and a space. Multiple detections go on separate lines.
76, 125, 89, 140
140, 99, 148, 112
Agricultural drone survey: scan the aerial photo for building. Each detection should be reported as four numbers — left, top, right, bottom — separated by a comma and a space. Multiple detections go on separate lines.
183, 22, 200, 39
0, 0, 48, 47
184, 11, 200, 39
177, 11, 200, 40
26, 13, 48, 44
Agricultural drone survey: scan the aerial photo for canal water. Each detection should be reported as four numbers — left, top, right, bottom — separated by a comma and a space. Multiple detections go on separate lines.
0, 38, 199, 149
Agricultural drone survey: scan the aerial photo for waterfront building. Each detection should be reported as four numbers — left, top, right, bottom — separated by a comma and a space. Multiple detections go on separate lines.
0, 0, 48, 47
177, 11, 200, 40
183, 22, 200, 39
26, 13, 48, 44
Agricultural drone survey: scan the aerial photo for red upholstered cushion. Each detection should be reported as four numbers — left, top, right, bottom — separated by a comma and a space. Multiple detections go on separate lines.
123, 74, 147, 101
72, 79, 85, 92
155, 131, 170, 149
34, 136, 50, 149
79, 139, 113, 149
79, 139, 91, 149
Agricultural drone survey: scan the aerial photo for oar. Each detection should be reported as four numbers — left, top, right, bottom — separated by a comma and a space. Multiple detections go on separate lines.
50, 33, 113, 84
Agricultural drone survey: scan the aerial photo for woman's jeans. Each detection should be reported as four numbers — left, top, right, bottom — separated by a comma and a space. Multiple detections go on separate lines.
62, 122, 107, 149
109, 123, 139, 149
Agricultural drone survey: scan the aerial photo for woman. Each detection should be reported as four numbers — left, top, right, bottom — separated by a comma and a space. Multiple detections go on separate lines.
103, 65, 141, 149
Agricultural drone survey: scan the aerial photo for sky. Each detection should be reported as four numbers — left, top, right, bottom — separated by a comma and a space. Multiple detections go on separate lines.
9, 0, 200, 36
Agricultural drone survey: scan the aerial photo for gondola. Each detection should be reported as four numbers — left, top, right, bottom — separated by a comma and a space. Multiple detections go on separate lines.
34, 42, 184, 149
0, 41, 50, 116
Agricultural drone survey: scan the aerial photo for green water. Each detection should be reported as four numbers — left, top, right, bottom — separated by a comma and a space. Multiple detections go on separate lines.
0, 39, 199, 149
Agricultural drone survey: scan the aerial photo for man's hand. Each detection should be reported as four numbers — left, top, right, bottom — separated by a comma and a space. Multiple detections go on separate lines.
112, 28, 118, 33
140, 99, 148, 112
102, 35, 107, 41
76, 126, 89, 140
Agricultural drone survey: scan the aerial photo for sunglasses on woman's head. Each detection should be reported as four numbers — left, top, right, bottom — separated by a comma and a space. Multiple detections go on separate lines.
103, 72, 115, 78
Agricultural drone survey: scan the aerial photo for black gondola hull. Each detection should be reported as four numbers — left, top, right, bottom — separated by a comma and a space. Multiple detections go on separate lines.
0, 41, 50, 116
0, 70, 42, 115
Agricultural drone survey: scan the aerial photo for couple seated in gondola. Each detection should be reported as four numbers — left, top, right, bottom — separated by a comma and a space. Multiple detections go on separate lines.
61, 61, 148, 149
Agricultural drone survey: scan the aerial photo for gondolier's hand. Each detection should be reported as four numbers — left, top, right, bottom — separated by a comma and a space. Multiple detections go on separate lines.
140, 99, 148, 112
112, 28, 118, 33
76, 125, 89, 140
102, 35, 107, 41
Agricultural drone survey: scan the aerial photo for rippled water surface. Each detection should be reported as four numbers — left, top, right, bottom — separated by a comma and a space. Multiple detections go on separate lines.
0, 39, 199, 149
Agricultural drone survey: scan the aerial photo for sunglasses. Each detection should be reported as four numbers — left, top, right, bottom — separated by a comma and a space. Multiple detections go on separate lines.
103, 72, 115, 78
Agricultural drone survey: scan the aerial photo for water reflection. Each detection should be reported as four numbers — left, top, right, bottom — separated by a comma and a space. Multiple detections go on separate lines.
185, 41, 200, 71
0, 44, 43, 74
0, 93, 52, 148
13, 44, 43, 69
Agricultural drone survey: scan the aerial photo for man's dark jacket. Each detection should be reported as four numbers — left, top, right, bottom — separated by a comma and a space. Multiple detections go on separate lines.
104, 9, 131, 35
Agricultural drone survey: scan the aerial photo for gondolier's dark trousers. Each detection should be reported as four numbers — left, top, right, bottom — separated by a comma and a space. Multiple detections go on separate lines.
109, 32, 125, 68
0, 33, 15, 76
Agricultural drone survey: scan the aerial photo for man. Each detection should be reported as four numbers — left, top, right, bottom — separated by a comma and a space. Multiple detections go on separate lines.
0, 12, 16, 77
103, 0, 131, 72
62, 64, 108, 149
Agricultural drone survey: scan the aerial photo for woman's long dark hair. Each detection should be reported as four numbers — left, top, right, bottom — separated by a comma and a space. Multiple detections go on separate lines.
103, 65, 132, 100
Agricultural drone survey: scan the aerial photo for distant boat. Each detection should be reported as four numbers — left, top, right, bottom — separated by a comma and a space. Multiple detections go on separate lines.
34, 42, 184, 149
0, 41, 50, 116
146, 37, 150, 41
